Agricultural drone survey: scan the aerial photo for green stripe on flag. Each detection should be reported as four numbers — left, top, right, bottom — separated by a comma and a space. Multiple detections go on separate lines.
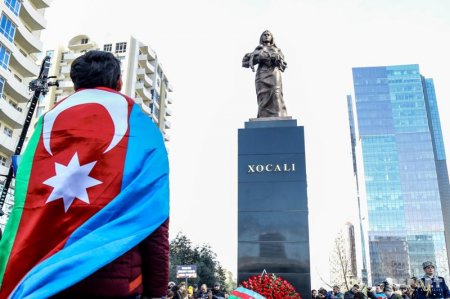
0, 118, 43, 287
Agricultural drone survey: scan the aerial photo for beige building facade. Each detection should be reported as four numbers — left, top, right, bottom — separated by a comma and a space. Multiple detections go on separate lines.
0, 0, 51, 229
43, 35, 173, 142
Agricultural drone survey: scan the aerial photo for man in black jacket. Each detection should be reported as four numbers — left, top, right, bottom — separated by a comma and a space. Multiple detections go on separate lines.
212, 282, 226, 299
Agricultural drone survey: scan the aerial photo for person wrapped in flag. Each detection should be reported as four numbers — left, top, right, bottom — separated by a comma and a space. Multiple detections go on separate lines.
0, 51, 170, 299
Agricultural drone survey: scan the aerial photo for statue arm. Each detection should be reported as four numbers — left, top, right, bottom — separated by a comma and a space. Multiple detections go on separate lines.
275, 49, 287, 72
243, 46, 263, 70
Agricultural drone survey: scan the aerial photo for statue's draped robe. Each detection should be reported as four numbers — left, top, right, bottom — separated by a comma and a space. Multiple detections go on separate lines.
254, 45, 287, 118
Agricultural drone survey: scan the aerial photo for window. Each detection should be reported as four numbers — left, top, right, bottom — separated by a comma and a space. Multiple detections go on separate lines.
0, 154, 7, 166
0, 43, 11, 69
0, 14, 16, 42
115, 42, 127, 53
81, 38, 89, 44
0, 77, 4, 99
8, 100, 19, 111
4, 0, 21, 16
13, 74, 21, 82
61, 52, 68, 62
103, 44, 112, 52
3, 125, 12, 137
153, 104, 160, 118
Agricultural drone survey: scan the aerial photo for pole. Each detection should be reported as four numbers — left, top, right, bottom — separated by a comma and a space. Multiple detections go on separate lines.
0, 56, 58, 216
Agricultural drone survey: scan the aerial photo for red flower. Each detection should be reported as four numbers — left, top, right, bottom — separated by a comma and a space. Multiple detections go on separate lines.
239, 273, 302, 299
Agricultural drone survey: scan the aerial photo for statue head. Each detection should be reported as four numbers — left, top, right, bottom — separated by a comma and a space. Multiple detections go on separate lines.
259, 30, 275, 46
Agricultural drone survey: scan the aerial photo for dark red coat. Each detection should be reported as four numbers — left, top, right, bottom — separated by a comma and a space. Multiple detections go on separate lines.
52, 218, 169, 298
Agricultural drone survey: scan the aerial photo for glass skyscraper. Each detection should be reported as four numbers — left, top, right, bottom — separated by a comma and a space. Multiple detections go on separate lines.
351, 64, 450, 284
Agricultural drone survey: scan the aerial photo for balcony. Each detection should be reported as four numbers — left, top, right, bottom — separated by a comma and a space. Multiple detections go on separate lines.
19, 0, 47, 31
151, 113, 159, 124
136, 68, 153, 88
0, 97, 25, 129
62, 52, 80, 62
165, 107, 172, 116
9, 46, 39, 78
167, 96, 173, 104
148, 48, 156, 61
167, 83, 174, 92
0, 67, 31, 103
164, 120, 171, 129
139, 45, 156, 61
163, 133, 170, 142
138, 55, 155, 74
15, 23, 43, 54
0, 135, 16, 155
135, 82, 151, 102
30, 0, 51, 9
58, 80, 74, 92
68, 35, 97, 52
139, 102, 151, 116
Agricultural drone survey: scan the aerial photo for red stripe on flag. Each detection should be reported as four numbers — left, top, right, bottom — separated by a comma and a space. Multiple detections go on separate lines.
230, 290, 256, 299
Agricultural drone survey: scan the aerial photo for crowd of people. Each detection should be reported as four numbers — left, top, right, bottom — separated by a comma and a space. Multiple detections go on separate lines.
165, 281, 229, 299
312, 261, 450, 299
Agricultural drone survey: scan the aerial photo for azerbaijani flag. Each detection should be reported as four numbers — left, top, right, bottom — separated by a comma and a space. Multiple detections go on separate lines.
230, 287, 267, 299
0, 88, 169, 299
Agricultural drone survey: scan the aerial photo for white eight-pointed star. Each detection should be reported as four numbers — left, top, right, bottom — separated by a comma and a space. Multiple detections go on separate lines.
43, 152, 102, 212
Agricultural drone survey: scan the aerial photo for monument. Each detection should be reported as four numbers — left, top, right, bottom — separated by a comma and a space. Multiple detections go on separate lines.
238, 30, 311, 298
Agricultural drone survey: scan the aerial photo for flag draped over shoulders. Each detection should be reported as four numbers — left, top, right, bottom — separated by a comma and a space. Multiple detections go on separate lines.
0, 87, 169, 299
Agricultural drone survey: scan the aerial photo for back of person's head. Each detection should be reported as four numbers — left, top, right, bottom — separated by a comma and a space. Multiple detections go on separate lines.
70, 50, 121, 91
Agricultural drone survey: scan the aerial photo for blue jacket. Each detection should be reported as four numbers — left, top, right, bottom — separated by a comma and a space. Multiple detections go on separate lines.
327, 291, 344, 299
417, 276, 450, 299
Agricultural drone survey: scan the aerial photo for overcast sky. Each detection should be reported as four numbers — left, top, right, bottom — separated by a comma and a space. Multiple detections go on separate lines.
41, 0, 450, 288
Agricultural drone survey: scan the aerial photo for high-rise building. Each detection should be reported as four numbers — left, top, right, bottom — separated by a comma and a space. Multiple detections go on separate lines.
42, 35, 173, 142
351, 64, 450, 284
0, 0, 51, 230
347, 95, 369, 284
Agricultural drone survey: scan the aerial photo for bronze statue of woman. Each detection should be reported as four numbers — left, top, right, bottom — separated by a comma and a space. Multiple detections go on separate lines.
243, 30, 288, 118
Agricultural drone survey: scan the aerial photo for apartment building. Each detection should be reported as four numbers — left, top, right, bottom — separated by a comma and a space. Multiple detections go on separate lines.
0, 0, 51, 229
43, 35, 173, 142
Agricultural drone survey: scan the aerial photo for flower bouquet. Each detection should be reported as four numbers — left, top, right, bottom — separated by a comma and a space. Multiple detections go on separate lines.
239, 273, 302, 299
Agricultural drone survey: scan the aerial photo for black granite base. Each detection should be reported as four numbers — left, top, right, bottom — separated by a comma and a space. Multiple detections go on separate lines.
238, 118, 310, 299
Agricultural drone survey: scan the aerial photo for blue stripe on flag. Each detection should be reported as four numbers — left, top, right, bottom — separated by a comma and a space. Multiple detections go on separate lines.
11, 103, 169, 299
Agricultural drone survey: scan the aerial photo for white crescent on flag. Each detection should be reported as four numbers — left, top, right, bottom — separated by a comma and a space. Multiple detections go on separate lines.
42, 89, 128, 156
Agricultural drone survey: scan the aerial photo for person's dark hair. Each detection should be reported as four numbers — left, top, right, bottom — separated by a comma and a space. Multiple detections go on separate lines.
70, 50, 121, 90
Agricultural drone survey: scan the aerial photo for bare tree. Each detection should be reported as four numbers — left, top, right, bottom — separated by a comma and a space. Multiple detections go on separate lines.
329, 229, 358, 291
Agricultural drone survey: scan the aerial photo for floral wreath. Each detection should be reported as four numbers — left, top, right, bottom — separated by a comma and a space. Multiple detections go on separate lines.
240, 272, 302, 299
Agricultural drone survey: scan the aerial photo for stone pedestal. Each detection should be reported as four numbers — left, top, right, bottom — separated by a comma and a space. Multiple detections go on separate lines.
238, 118, 310, 298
